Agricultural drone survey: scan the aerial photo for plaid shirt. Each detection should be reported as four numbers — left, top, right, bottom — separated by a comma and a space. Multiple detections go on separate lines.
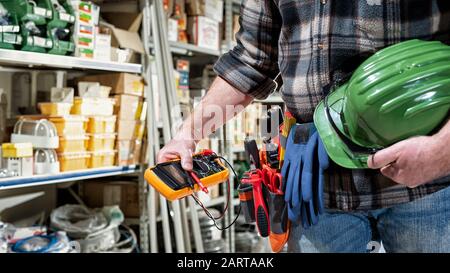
214, 0, 450, 211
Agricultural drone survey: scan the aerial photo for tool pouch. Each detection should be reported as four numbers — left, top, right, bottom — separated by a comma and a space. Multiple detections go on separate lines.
267, 190, 290, 252
238, 182, 255, 223
267, 191, 288, 234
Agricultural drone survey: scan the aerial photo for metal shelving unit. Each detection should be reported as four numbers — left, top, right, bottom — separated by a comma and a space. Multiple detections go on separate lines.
0, 48, 142, 73
0, 166, 139, 191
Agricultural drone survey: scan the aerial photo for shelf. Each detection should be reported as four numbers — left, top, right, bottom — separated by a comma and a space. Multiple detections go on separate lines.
0, 49, 142, 73
0, 165, 140, 191
168, 41, 221, 57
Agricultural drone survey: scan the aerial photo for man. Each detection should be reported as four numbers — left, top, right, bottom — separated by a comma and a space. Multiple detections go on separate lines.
158, 0, 450, 252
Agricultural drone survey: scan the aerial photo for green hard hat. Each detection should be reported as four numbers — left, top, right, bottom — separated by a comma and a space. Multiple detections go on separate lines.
314, 39, 450, 169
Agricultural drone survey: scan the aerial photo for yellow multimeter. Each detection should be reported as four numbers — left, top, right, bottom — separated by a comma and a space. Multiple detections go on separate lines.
144, 150, 229, 201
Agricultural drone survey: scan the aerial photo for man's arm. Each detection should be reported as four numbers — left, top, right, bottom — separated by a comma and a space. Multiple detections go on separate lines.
158, 0, 282, 170
368, 119, 450, 187
157, 77, 253, 170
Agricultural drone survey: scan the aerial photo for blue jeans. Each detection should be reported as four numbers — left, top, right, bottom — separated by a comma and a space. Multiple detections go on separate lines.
288, 186, 450, 253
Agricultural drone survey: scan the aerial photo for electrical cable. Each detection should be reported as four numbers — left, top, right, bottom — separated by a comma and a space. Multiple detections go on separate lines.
191, 155, 241, 231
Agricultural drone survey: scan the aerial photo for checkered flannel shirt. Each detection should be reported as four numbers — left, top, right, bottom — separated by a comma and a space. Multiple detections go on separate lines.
214, 0, 450, 211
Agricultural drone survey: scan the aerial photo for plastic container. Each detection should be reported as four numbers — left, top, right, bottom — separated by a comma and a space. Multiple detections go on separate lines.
47, 0, 75, 29
58, 152, 90, 172
47, 34, 74, 55
88, 150, 116, 168
11, 118, 59, 149
0, 0, 53, 25
20, 22, 53, 52
71, 97, 115, 116
39, 102, 73, 116
87, 134, 116, 151
2, 143, 33, 158
34, 148, 60, 174
57, 135, 88, 153
0, 32, 23, 49
87, 116, 116, 134
0, 13, 22, 49
48, 116, 87, 136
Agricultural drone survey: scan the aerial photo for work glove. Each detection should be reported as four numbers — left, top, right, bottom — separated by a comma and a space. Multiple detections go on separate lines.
281, 123, 315, 223
300, 131, 330, 228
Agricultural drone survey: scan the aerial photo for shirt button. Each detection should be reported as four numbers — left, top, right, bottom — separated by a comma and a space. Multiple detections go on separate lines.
321, 0, 327, 4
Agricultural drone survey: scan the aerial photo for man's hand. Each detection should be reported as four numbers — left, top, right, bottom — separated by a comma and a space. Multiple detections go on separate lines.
157, 134, 196, 171
367, 134, 450, 188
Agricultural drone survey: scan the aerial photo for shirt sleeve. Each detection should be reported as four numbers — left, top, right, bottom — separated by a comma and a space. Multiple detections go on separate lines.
214, 0, 282, 100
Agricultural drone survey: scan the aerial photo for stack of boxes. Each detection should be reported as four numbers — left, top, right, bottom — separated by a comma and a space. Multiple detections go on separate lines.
76, 73, 146, 166
71, 82, 116, 170
69, 0, 99, 58
38, 94, 90, 172
165, 0, 222, 51
186, 0, 222, 51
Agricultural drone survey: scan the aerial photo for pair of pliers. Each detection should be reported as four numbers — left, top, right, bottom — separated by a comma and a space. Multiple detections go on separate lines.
241, 169, 270, 237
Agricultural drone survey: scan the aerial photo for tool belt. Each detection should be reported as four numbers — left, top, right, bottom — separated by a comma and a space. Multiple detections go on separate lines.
237, 109, 293, 252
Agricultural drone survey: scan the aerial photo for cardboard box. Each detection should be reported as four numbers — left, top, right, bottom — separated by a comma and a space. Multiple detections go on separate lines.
172, 0, 186, 19
186, 0, 224, 22
116, 139, 142, 165
51, 87, 74, 103
117, 120, 144, 140
103, 12, 142, 32
6, 157, 33, 177
114, 94, 143, 121
83, 181, 140, 218
100, 14, 144, 61
77, 73, 144, 97
110, 47, 132, 63
94, 31, 112, 62
187, 16, 220, 51
168, 18, 179, 42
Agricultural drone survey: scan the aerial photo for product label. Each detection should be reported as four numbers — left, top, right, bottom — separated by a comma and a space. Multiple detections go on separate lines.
34, 7, 51, 18
3, 33, 19, 44
32, 36, 52, 48
59, 13, 75, 23
0, 25, 19, 32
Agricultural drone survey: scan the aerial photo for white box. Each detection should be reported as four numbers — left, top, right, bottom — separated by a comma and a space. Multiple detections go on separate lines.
187, 16, 219, 51
168, 18, 179, 42
6, 157, 33, 177
205, 0, 223, 23
94, 32, 112, 61
51, 87, 74, 103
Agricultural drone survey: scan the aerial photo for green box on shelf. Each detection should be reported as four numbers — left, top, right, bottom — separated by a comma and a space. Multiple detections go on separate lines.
0, 0, 52, 25
20, 24, 53, 53
0, 32, 23, 49
48, 34, 74, 55
0, 12, 21, 49
47, 0, 75, 29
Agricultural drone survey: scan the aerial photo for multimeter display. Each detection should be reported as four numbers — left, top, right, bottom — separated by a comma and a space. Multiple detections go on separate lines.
145, 150, 229, 201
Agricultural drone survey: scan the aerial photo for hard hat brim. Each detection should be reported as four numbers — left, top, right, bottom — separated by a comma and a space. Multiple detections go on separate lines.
313, 84, 369, 169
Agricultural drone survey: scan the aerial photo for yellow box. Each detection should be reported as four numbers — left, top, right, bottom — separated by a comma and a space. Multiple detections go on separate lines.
48, 116, 88, 136
57, 135, 88, 153
2, 143, 33, 158
71, 97, 115, 116
39, 103, 73, 116
87, 134, 116, 151
58, 152, 90, 172
88, 150, 116, 168
87, 116, 117, 134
